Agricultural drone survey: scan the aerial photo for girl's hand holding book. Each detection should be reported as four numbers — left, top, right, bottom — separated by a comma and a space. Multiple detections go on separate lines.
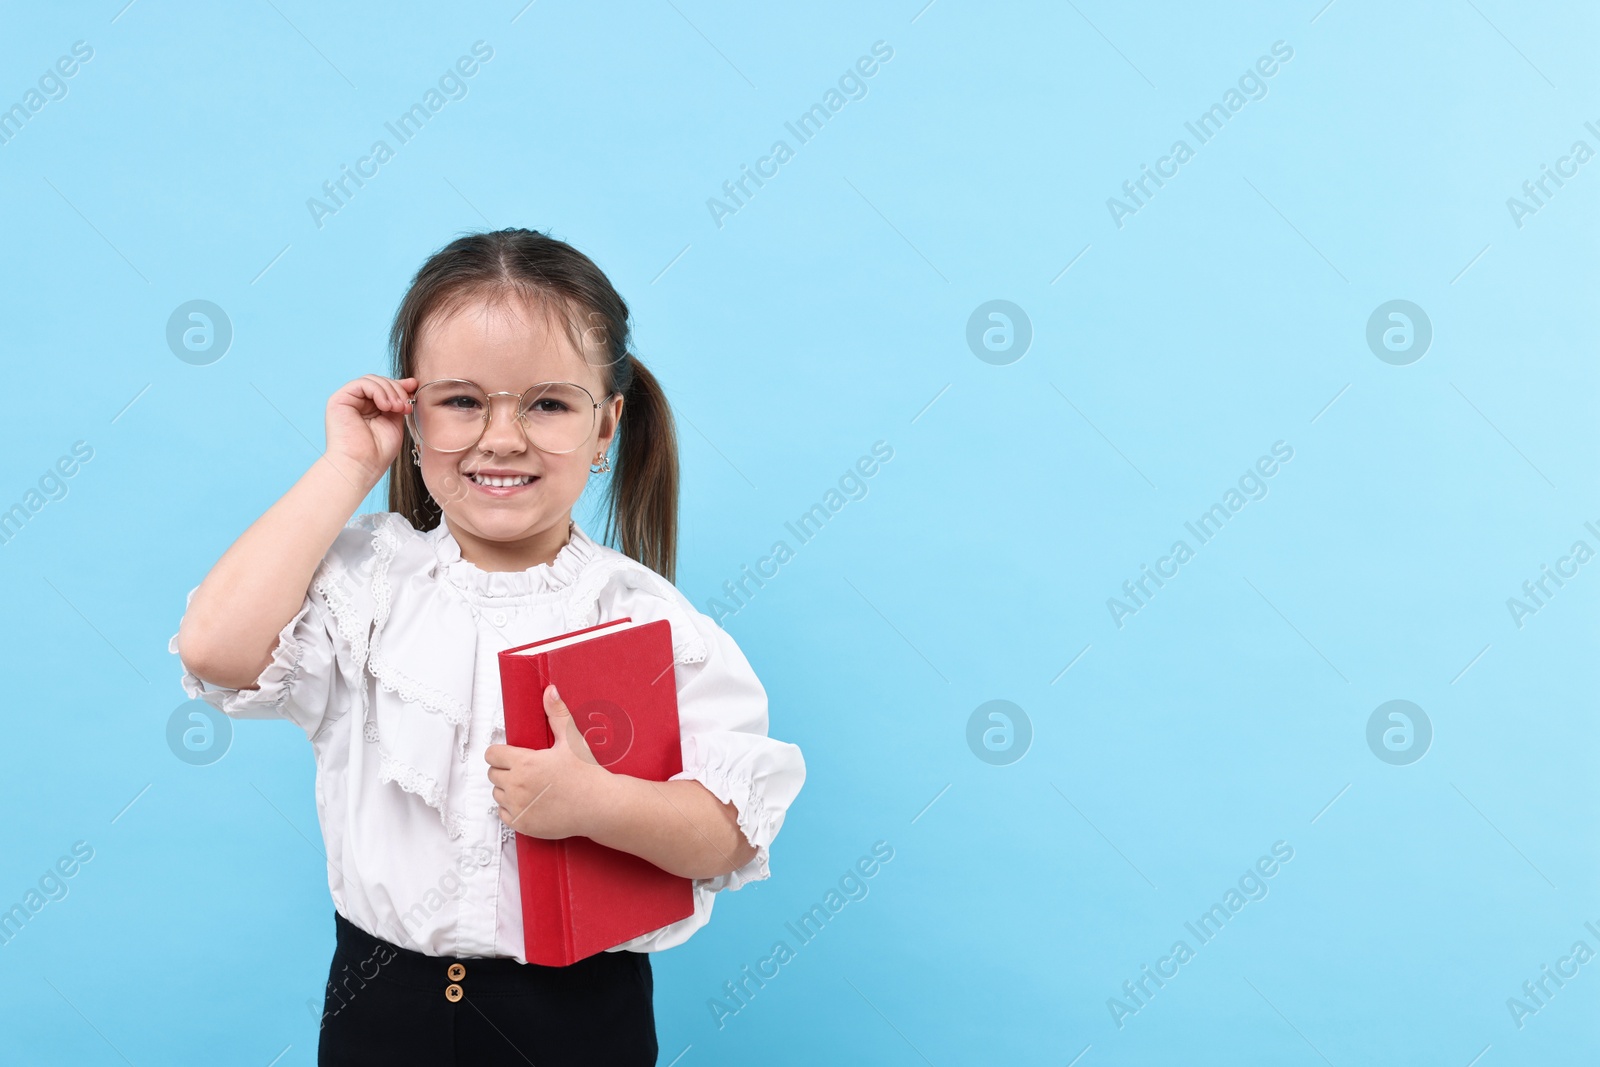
325, 374, 418, 486
486, 684, 606, 841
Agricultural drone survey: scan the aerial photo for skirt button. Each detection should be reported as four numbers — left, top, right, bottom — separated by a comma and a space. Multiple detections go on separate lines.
445, 983, 463, 1002
447, 963, 466, 981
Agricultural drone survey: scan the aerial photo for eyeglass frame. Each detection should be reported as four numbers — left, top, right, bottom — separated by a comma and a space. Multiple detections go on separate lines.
403, 377, 618, 456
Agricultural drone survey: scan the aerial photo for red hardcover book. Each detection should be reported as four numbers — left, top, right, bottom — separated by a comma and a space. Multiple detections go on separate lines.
497, 617, 695, 966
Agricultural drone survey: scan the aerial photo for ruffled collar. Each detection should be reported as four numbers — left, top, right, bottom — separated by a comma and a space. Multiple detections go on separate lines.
428, 518, 600, 600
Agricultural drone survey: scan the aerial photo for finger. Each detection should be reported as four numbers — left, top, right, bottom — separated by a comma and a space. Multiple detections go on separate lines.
543, 684, 572, 721
543, 686, 567, 734
352, 376, 398, 413
545, 685, 600, 766
543, 685, 582, 751
362, 375, 404, 412
380, 377, 406, 412
484, 744, 513, 768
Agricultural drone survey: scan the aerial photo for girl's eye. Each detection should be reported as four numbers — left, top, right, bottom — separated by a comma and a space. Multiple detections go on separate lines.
529, 399, 571, 414
441, 395, 482, 411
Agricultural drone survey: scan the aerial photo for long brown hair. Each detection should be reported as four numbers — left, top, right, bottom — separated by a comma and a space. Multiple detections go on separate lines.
385, 228, 680, 582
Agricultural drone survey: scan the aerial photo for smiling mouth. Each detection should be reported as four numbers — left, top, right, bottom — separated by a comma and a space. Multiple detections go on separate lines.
466, 472, 539, 488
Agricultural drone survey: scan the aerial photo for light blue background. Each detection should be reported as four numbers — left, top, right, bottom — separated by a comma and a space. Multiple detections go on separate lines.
1, 1, 1595, 1063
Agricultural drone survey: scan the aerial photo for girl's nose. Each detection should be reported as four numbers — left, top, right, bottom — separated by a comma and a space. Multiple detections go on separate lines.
478, 397, 528, 453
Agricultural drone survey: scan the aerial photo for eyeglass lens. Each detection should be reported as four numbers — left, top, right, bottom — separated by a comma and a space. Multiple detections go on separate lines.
410, 381, 596, 454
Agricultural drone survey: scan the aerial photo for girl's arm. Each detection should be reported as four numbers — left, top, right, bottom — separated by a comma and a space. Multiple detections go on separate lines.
176, 374, 415, 691
487, 677, 782, 882
586, 776, 758, 881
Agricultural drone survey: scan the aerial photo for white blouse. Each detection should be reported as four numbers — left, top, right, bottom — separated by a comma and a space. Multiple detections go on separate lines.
168, 511, 806, 960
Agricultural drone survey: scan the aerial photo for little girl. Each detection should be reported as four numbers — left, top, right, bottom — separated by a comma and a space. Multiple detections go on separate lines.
169, 228, 806, 1066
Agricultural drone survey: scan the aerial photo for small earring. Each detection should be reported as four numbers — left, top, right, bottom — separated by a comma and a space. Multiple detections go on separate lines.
590, 453, 611, 474
411, 446, 421, 468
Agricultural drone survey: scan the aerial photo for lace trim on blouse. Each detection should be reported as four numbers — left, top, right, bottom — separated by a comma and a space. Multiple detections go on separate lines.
368, 518, 473, 761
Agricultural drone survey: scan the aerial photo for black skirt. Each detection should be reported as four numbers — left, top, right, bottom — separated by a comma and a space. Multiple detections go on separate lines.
317, 910, 658, 1066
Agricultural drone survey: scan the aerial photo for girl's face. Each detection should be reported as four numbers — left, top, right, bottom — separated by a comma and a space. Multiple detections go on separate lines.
410, 294, 623, 567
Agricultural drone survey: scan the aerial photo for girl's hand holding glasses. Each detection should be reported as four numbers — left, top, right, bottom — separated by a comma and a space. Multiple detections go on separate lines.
325, 374, 418, 486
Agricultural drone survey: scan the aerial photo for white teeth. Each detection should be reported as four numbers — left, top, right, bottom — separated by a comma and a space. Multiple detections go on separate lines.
469, 473, 535, 488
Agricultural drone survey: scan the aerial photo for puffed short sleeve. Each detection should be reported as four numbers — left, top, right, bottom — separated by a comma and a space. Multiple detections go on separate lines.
169, 518, 379, 744
666, 611, 806, 893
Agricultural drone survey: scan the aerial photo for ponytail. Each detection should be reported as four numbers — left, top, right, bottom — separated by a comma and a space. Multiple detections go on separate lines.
603, 356, 679, 583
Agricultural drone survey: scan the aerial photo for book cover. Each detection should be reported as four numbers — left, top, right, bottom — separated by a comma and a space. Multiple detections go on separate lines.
497, 616, 696, 965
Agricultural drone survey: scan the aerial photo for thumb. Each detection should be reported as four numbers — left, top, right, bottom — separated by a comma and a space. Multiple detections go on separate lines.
544, 684, 599, 766
544, 684, 572, 737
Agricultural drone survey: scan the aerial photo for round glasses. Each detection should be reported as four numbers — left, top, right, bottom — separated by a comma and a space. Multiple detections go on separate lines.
405, 379, 611, 455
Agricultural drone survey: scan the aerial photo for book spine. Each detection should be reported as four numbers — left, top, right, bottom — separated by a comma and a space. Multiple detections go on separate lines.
537, 652, 576, 966
507, 649, 568, 965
